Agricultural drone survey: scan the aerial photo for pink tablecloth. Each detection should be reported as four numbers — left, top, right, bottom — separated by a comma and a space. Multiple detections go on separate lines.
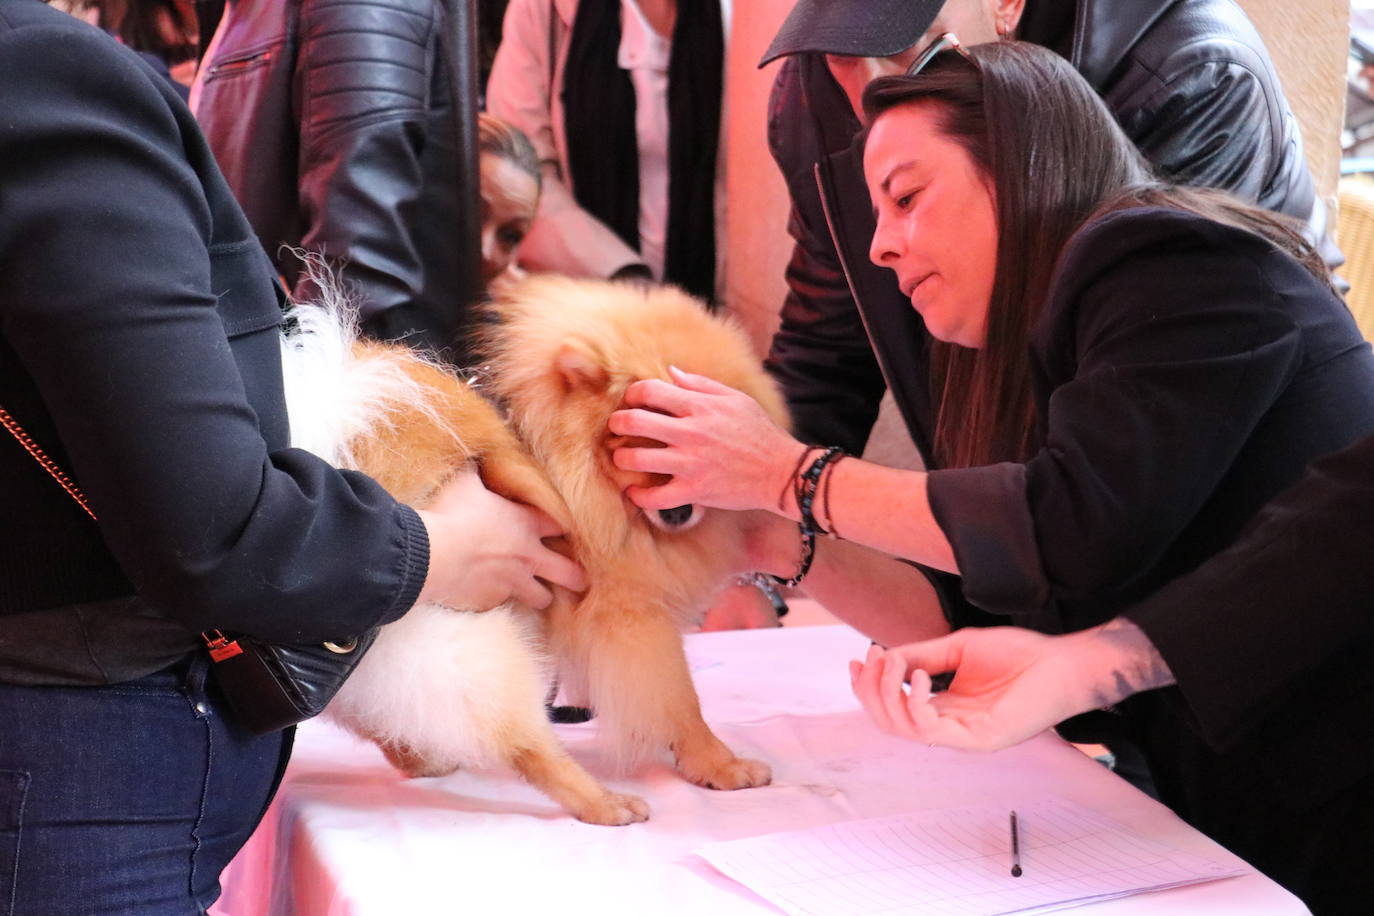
211, 624, 1307, 916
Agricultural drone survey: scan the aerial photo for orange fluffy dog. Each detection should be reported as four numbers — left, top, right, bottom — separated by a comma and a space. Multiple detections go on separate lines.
287, 276, 783, 825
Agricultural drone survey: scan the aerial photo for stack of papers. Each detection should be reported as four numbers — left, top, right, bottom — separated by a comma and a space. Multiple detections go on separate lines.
696, 798, 1248, 915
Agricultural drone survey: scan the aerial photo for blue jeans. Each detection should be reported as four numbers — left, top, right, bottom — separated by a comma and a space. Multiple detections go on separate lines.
0, 655, 292, 915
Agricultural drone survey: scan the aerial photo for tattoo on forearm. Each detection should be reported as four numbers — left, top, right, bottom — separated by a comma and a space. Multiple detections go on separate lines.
1088, 618, 1176, 708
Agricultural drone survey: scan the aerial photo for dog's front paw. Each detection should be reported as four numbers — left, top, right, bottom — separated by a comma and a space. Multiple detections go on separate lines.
575, 790, 651, 826
687, 756, 773, 791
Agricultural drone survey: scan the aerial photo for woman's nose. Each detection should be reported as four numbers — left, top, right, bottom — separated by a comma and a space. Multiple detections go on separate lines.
869, 214, 900, 268
480, 228, 499, 279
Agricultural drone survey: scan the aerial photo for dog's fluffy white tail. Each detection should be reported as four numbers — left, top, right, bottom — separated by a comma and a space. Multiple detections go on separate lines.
277, 261, 462, 468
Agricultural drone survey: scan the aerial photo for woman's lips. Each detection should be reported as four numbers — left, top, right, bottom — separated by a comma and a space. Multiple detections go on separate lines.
903, 272, 934, 299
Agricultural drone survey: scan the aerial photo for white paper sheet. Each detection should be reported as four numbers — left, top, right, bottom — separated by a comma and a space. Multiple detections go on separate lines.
695, 797, 1250, 916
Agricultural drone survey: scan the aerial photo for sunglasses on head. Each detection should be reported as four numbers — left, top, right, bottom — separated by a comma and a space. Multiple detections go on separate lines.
905, 31, 977, 76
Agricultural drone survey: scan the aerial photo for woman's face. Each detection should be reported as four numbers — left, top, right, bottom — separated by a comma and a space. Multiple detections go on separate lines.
865, 101, 997, 349
479, 153, 539, 284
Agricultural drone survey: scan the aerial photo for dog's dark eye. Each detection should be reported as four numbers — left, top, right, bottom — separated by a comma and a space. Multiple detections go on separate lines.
657, 505, 695, 527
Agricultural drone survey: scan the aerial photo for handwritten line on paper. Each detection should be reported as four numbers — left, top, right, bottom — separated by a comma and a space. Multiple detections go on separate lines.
694, 798, 1250, 916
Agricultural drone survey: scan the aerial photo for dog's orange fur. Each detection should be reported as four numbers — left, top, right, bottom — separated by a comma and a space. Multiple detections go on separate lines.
337, 341, 647, 825
481, 275, 786, 788
334, 276, 781, 822
346, 340, 568, 523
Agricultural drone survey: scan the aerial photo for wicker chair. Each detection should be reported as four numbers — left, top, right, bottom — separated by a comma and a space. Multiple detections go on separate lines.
1336, 176, 1374, 341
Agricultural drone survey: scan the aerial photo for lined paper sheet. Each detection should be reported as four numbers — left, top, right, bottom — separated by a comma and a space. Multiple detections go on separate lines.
695, 798, 1249, 916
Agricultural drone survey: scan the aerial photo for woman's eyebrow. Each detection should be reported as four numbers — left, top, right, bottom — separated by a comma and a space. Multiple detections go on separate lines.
880, 161, 922, 195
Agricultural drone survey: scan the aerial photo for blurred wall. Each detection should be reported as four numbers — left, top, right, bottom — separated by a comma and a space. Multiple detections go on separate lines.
722, 0, 793, 353
723, 0, 1352, 353
1237, 0, 1348, 203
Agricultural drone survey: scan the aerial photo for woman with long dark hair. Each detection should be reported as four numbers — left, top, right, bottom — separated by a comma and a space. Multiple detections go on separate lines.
609, 39, 1374, 909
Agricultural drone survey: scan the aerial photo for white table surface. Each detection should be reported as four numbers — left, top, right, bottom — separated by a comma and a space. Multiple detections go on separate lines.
210, 624, 1308, 916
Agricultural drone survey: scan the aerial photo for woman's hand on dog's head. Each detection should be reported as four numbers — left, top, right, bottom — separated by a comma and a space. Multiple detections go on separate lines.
610, 367, 807, 515
414, 469, 587, 611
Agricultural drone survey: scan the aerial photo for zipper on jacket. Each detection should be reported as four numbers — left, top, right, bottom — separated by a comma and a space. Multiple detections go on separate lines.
812, 161, 898, 399
813, 159, 937, 465
207, 49, 273, 78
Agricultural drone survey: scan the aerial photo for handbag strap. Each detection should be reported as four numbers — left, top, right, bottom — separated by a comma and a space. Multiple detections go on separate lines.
0, 402, 98, 520
0, 400, 231, 654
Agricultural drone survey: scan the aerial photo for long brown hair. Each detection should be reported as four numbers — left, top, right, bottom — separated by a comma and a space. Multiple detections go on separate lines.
862, 41, 1328, 469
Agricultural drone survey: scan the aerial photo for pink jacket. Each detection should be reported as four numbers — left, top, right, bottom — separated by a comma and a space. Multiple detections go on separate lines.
487, 0, 730, 296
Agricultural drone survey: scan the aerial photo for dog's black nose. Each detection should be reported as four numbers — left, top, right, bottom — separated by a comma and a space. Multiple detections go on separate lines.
657, 505, 696, 528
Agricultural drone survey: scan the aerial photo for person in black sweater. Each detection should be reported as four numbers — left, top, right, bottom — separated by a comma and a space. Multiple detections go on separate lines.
0, 4, 581, 912
607, 41, 1374, 912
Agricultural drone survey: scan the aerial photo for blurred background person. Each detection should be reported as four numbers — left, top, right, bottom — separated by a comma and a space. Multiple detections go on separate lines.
192, 0, 478, 361
478, 112, 541, 295
487, 0, 729, 303
52, 0, 198, 96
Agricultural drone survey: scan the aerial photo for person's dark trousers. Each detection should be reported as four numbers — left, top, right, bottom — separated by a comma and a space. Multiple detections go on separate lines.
1246, 779, 1374, 916
0, 655, 292, 915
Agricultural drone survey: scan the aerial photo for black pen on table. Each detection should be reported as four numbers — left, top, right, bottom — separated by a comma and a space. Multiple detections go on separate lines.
1009, 810, 1023, 877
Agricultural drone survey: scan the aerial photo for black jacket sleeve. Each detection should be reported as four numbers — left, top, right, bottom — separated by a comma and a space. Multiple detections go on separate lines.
291, 0, 452, 354
761, 58, 885, 452
1124, 433, 1374, 752
0, 23, 427, 642
1123, 59, 1289, 208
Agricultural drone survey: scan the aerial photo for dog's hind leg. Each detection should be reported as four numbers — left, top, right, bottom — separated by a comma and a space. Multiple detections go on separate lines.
379, 740, 459, 778
504, 730, 649, 826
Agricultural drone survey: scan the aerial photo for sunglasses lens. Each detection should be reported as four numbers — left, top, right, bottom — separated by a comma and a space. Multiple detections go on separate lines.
905, 32, 975, 77
906, 37, 949, 76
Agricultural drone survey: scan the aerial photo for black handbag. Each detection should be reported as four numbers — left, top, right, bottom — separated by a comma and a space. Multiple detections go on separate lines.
2, 401, 376, 734
202, 626, 377, 734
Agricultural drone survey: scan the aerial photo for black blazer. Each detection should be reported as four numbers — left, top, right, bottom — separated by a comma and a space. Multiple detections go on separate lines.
928, 208, 1374, 631
1124, 429, 1374, 830
0, 0, 427, 683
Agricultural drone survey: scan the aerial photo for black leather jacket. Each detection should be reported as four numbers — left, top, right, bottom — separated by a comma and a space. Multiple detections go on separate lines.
195, 0, 473, 359
764, 0, 1332, 459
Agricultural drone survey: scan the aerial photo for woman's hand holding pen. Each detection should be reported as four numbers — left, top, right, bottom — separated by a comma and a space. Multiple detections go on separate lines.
849, 627, 1099, 752
850, 621, 1176, 753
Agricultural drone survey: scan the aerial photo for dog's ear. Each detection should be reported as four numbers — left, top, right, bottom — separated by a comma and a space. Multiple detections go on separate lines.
554, 339, 610, 392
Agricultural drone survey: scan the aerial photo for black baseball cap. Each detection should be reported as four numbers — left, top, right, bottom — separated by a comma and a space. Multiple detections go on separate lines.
759, 0, 947, 67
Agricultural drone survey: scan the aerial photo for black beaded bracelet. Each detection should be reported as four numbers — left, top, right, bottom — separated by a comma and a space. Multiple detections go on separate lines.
768, 524, 817, 589
794, 446, 846, 536
768, 446, 846, 588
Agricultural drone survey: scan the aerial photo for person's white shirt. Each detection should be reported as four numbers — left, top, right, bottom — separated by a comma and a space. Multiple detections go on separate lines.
619, 0, 671, 279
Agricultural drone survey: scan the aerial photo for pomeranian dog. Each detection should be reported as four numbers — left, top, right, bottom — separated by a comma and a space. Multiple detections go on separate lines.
282, 275, 784, 826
